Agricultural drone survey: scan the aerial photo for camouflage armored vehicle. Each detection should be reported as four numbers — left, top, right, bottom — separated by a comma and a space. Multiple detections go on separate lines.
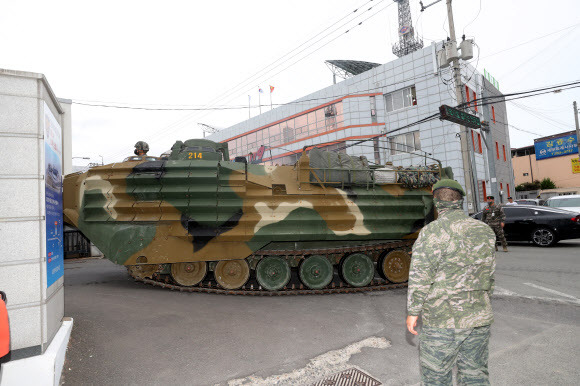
63, 139, 450, 294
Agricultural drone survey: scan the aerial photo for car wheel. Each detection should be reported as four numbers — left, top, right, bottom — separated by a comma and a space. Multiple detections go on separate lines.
531, 227, 557, 247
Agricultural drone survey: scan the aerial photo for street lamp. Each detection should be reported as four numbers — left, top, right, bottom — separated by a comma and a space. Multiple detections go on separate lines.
98, 155, 104, 165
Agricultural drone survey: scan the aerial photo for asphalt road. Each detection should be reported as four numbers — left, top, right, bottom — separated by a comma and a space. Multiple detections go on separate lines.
61, 240, 580, 385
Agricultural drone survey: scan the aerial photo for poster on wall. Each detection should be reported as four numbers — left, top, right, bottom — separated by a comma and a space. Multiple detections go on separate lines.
534, 134, 578, 160
44, 102, 64, 288
572, 158, 580, 174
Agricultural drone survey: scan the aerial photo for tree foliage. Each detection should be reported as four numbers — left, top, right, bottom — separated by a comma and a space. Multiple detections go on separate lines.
540, 177, 556, 190
515, 180, 541, 192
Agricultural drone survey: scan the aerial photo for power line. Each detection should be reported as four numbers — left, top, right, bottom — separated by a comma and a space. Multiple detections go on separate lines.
480, 22, 580, 59
148, 0, 393, 139
98, 79, 580, 161
100, 1, 391, 160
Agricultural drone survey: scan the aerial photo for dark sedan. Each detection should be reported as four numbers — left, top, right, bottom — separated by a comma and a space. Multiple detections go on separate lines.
472, 205, 580, 247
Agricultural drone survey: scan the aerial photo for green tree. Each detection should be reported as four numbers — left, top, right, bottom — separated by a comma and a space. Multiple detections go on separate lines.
515, 180, 541, 191
540, 177, 556, 190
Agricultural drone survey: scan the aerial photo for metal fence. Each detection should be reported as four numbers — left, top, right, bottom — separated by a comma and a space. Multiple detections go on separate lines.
64, 229, 91, 259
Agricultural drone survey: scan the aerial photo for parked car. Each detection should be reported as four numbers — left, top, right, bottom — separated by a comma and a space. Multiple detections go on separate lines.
543, 195, 580, 214
472, 205, 580, 247
515, 198, 545, 206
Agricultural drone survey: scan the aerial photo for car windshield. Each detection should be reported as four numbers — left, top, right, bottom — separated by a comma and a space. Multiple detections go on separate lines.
546, 197, 580, 208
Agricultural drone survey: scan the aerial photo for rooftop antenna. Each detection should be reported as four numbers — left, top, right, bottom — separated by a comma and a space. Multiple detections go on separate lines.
198, 123, 220, 138
391, 0, 424, 57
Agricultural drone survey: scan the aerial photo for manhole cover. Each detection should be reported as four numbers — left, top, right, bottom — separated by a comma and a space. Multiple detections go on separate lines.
312, 368, 381, 386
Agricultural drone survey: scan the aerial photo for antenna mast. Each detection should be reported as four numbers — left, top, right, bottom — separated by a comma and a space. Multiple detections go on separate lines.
392, 0, 424, 57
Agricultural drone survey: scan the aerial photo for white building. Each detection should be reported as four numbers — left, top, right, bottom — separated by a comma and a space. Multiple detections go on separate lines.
208, 42, 515, 210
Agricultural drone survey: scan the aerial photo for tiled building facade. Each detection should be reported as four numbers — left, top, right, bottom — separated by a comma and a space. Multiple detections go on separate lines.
208, 43, 515, 209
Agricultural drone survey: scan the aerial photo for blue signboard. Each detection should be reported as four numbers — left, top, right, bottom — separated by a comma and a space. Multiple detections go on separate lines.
44, 102, 64, 288
534, 134, 578, 160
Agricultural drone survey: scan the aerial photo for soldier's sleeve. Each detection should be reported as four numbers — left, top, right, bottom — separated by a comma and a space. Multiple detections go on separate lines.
498, 206, 506, 222
489, 247, 496, 295
407, 227, 439, 316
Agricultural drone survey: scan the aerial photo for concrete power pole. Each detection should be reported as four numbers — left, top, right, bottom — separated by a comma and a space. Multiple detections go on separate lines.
445, 0, 478, 212
574, 101, 580, 160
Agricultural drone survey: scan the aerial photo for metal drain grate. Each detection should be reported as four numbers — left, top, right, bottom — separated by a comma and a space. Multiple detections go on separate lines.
312, 368, 381, 386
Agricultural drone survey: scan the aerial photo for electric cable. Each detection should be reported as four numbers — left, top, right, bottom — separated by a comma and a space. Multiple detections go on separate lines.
100, 0, 391, 159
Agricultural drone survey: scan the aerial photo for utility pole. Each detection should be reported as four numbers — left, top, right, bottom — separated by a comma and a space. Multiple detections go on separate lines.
445, 0, 478, 212
574, 101, 580, 161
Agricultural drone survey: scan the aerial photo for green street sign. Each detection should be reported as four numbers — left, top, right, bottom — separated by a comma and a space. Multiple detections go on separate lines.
439, 105, 481, 129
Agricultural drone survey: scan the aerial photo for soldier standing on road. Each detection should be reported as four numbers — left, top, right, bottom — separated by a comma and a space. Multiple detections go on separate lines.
406, 179, 496, 385
482, 195, 508, 252
134, 141, 150, 156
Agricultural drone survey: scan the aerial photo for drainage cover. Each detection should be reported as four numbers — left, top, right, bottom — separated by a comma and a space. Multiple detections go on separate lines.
312, 368, 381, 386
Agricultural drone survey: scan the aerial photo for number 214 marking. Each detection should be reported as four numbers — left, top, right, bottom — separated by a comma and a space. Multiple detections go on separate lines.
188, 152, 202, 159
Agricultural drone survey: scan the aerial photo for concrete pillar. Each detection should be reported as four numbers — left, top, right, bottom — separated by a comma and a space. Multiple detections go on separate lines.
0, 69, 70, 364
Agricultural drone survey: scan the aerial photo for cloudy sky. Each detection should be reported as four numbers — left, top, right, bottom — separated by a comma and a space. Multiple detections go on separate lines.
2, 0, 579, 164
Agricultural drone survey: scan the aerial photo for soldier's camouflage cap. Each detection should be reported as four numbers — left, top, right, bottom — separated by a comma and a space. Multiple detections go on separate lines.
432, 179, 465, 196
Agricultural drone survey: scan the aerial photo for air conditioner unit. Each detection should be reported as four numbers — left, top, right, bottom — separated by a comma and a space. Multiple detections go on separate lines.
460, 39, 474, 61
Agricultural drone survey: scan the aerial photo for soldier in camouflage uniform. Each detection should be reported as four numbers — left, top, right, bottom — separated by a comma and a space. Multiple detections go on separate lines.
406, 179, 496, 385
134, 141, 149, 156
481, 195, 508, 252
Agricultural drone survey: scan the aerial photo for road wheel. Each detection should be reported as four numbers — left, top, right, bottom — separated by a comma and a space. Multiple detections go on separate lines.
531, 227, 557, 247
299, 255, 333, 289
379, 250, 411, 283
340, 253, 374, 287
214, 260, 250, 289
256, 256, 291, 291
170, 262, 207, 286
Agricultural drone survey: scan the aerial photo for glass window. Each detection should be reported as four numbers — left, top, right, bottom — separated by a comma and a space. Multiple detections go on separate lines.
405, 133, 414, 151
295, 114, 307, 130
393, 90, 404, 110
413, 131, 421, 150
385, 93, 393, 112
547, 197, 580, 208
385, 86, 416, 113
247, 131, 257, 145
504, 208, 531, 217
388, 130, 420, 155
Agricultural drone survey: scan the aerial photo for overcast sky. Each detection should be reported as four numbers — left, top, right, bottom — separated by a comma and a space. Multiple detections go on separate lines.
2, 0, 579, 165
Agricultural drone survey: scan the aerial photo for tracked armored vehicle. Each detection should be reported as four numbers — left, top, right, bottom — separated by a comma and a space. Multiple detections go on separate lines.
63, 139, 450, 294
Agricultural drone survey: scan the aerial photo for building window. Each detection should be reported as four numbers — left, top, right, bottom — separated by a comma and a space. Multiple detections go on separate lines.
480, 180, 487, 202
384, 86, 417, 113
388, 131, 421, 155
523, 172, 529, 176
226, 101, 344, 157
507, 183, 510, 196
473, 90, 478, 112
500, 182, 503, 192
502, 144, 507, 161
471, 130, 482, 154
495, 142, 500, 160
492, 106, 496, 123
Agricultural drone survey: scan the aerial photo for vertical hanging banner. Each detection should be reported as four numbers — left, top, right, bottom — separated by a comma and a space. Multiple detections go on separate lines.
44, 102, 64, 288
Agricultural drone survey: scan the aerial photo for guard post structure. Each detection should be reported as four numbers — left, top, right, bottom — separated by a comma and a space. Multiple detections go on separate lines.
0, 69, 73, 385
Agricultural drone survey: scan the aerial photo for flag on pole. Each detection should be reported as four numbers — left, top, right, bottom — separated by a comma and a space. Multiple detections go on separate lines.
258, 88, 264, 93
270, 85, 275, 93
